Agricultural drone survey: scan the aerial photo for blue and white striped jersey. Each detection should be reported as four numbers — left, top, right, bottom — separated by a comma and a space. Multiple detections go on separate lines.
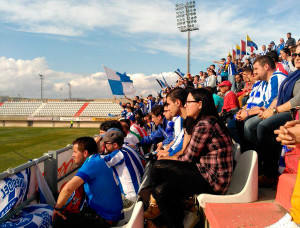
246, 80, 266, 109
168, 116, 184, 156
103, 145, 144, 201
262, 71, 286, 108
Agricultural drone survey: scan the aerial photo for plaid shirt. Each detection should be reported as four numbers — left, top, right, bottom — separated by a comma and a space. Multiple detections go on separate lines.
178, 116, 233, 194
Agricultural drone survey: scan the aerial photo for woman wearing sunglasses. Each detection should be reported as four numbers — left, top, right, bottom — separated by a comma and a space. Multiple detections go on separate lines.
144, 88, 233, 228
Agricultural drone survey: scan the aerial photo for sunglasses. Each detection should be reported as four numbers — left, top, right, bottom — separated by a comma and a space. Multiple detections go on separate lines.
292, 53, 300, 57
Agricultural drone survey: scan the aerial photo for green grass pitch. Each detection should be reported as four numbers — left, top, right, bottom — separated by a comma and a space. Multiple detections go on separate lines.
0, 127, 98, 172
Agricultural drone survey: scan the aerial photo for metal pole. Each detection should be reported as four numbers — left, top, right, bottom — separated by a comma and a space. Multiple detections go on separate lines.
187, 30, 190, 74
39, 74, 44, 100
68, 83, 71, 100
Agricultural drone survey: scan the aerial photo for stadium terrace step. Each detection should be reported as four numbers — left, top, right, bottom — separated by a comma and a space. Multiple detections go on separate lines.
205, 202, 287, 228
74, 102, 89, 117
275, 174, 297, 211
204, 174, 297, 227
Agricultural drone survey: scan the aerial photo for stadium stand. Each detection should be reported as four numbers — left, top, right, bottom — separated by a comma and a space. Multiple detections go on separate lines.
79, 101, 122, 117
35, 101, 85, 116
0, 101, 42, 116
0, 101, 122, 117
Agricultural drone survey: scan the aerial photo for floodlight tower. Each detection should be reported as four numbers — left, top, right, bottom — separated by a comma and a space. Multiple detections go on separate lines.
68, 83, 72, 100
38, 74, 44, 100
175, 1, 199, 74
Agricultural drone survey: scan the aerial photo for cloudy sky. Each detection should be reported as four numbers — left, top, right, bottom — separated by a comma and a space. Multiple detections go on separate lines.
0, 0, 299, 99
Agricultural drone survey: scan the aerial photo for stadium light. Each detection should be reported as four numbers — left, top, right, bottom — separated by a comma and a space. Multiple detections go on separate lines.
68, 83, 72, 100
38, 74, 44, 100
175, 1, 199, 74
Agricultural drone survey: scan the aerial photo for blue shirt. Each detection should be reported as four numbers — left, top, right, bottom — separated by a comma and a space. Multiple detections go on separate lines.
76, 154, 124, 221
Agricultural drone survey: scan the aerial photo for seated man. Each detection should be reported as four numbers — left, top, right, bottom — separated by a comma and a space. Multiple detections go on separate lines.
218, 80, 239, 114
52, 137, 123, 228
102, 130, 144, 202
157, 87, 187, 158
139, 105, 174, 149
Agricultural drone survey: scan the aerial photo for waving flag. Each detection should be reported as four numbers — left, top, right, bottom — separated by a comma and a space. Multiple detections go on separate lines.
241, 40, 247, 55
160, 80, 167, 88
236, 44, 243, 59
103, 65, 135, 96
247, 35, 258, 50
232, 49, 236, 60
175, 69, 185, 79
162, 75, 170, 88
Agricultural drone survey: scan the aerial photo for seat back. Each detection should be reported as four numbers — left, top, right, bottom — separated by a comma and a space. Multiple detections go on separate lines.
124, 201, 144, 228
226, 150, 258, 196
232, 143, 241, 161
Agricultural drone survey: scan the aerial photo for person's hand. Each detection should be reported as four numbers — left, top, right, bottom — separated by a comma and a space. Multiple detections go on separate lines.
156, 142, 163, 150
156, 150, 169, 158
236, 110, 248, 121
274, 123, 300, 148
284, 120, 300, 128
52, 209, 67, 221
260, 108, 274, 119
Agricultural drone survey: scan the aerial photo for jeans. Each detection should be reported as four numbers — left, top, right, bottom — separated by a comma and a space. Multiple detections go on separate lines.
244, 112, 292, 177
228, 74, 235, 91
151, 160, 215, 228
257, 112, 292, 177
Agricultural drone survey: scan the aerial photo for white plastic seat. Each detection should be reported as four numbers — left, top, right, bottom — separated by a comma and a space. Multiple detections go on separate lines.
233, 142, 241, 161
197, 150, 258, 208
113, 201, 144, 228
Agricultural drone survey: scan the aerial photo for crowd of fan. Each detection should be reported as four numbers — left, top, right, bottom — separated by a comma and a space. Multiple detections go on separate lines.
51, 33, 300, 228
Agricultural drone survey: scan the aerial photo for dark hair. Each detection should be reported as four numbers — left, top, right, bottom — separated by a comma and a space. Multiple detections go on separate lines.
243, 67, 253, 74
126, 106, 134, 112
280, 47, 290, 55
204, 86, 213, 93
210, 64, 216, 69
100, 120, 124, 134
151, 105, 164, 117
73, 137, 98, 155
136, 116, 145, 128
189, 88, 228, 133
145, 114, 152, 121
287, 32, 291, 35
119, 119, 131, 132
190, 88, 219, 121
253, 55, 276, 69
266, 50, 279, 63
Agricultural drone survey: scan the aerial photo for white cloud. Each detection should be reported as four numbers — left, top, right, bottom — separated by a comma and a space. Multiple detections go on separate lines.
0, 56, 176, 99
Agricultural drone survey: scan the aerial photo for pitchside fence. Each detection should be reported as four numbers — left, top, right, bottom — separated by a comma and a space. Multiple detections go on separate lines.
0, 144, 78, 223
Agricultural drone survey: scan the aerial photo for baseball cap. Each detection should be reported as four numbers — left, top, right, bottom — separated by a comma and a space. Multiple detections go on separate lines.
103, 130, 124, 145
270, 41, 275, 45
217, 80, 232, 88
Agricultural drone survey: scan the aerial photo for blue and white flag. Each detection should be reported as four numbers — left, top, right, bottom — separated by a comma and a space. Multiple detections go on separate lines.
0, 169, 30, 220
162, 75, 170, 88
175, 69, 185, 79
0, 204, 53, 228
103, 65, 135, 96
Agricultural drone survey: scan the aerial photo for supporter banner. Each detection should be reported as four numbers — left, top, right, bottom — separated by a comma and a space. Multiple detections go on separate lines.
0, 204, 53, 228
27, 117, 53, 121
79, 117, 93, 121
59, 117, 80, 121
57, 148, 78, 189
0, 169, 30, 219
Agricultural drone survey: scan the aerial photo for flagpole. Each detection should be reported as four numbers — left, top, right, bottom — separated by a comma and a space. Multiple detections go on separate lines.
245, 33, 248, 59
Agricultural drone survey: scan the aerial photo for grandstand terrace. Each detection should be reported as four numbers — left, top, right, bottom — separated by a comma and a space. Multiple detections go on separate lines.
0, 99, 124, 128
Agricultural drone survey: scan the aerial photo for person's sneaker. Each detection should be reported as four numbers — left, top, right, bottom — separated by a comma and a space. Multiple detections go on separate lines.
258, 175, 278, 187
266, 213, 300, 227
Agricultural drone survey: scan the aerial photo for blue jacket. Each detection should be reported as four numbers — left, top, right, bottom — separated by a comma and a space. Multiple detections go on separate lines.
140, 118, 174, 146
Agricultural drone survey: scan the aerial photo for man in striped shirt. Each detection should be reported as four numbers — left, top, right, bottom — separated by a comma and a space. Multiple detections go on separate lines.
243, 55, 286, 157
102, 130, 144, 202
